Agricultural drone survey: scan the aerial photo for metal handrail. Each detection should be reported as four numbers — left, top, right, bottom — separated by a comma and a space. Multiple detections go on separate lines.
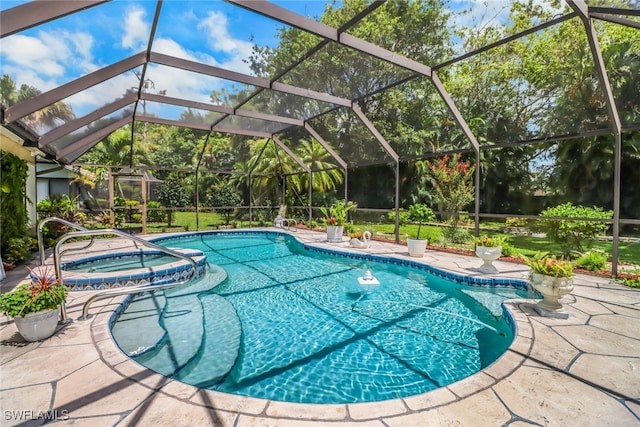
38, 217, 91, 264
282, 218, 298, 232
79, 275, 195, 320
52, 228, 198, 320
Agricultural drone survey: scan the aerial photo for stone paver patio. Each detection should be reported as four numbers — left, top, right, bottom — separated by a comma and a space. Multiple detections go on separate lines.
1, 228, 639, 426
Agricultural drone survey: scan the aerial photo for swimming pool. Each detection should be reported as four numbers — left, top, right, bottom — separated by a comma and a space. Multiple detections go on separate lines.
111, 231, 531, 404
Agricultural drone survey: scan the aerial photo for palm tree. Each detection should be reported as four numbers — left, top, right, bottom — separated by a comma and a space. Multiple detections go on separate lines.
296, 139, 343, 193
82, 127, 147, 170
246, 139, 298, 204
0, 74, 74, 132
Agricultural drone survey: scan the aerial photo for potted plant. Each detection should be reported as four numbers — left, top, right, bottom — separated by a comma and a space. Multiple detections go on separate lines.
474, 235, 504, 273
406, 203, 435, 258
320, 200, 357, 243
0, 266, 68, 341
525, 254, 574, 319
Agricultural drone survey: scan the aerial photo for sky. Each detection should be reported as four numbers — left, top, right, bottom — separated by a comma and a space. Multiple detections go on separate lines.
0, 0, 571, 131
0, 0, 333, 123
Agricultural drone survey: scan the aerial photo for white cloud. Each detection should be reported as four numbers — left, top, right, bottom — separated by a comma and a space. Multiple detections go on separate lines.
70, 32, 95, 72
0, 7, 255, 123
153, 37, 208, 63
196, 10, 254, 74
1, 34, 66, 78
64, 72, 139, 115
143, 59, 224, 104
0, 29, 96, 88
121, 6, 149, 51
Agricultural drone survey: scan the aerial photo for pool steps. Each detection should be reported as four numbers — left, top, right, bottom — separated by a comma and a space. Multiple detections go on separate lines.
112, 263, 239, 386
110, 293, 167, 356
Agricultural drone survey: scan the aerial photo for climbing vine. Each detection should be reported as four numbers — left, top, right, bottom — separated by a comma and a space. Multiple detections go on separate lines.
1, 151, 31, 262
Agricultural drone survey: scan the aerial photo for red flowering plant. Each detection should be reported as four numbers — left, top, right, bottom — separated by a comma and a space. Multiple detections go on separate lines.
0, 266, 68, 317
320, 200, 357, 226
425, 154, 476, 242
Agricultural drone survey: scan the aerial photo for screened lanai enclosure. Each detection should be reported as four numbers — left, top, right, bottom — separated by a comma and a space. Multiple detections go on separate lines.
1, 0, 639, 276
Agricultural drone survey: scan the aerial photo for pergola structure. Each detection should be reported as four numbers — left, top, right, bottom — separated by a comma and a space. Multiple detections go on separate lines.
1, 0, 638, 275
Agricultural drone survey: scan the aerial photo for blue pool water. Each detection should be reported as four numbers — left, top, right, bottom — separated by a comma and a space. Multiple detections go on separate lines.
110, 232, 531, 404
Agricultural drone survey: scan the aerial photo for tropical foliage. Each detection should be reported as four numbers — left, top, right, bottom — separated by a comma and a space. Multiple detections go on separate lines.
474, 235, 504, 248
0, 267, 68, 317
525, 254, 574, 278
320, 200, 357, 226
1, 151, 31, 262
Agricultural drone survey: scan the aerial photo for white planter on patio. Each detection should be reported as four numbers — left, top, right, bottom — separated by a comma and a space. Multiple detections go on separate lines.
407, 238, 427, 258
475, 245, 502, 273
529, 272, 574, 319
13, 309, 59, 342
326, 225, 344, 243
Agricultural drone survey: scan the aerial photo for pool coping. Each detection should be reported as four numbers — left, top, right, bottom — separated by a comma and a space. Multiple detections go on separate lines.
1, 227, 638, 426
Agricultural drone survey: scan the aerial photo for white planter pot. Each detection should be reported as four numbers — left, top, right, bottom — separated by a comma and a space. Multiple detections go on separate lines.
326, 225, 344, 243
475, 245, 502, 273
407, 238, 427, 258
13, 309, 59, 342
529, 272, 574, 319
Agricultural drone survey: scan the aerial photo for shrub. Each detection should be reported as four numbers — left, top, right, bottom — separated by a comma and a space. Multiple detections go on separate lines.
425, 154, 475, 239
254, 208, 271, 226
387, 209, 411, 226
505, 217, 527, 228
113, 195, 126, 227
3, 236, 35, 264
442, 218, 471, 243
156, 175, 191, 227
500, 242, 517, 257
539, 203, 613, 252
147, 201, 167, 223
575, 250, 607, 272
206, 182, 242, 225
408, 203, 435, 240
37, 194, 79, 243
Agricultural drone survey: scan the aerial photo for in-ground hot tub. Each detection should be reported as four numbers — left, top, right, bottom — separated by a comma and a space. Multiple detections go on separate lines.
56, 248, 207, 291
